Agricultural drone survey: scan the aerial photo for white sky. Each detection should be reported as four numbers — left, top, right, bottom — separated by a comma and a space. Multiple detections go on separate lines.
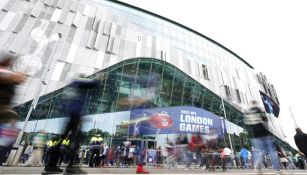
121, 0, 307, 149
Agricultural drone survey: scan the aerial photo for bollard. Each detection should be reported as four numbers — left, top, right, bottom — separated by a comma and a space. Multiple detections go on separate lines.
12, 145, 24, 165
5, 146, 18, 165
5, 145, 24, 166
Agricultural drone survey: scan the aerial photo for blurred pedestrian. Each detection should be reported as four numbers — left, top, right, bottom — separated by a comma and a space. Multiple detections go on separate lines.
100, 143, 109, 167
244, 100, 282, 175
107, 145, 115, 166
58, 137, 70, 165
22, 143, 33, 163
287, 152, 296, 169
114, 146, 121, 167
136, 146, 149, 174
240, 146, 249, 169
221, 145, 232, 171
123, 141, 131, 167
187, 133, 205, 170
294, 128, 307, 158
42, 74, 100, 174
89, 134, 102, 167
43, 135, 62, 173
156, 146, 162, 165
296, 153, 306, 170
277, 146, 288, 169
0, 51, 26, 165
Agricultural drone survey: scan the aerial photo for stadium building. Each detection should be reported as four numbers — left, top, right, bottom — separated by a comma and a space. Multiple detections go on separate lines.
0, 0, 289, 151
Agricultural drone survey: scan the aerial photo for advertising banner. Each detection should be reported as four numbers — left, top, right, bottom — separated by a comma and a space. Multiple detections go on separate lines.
259, 91, 280, 117
129, 106, 225, 138
147, 149, 157, 164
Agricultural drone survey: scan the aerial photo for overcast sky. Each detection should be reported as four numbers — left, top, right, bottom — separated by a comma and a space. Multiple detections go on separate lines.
120, 0, 307, 148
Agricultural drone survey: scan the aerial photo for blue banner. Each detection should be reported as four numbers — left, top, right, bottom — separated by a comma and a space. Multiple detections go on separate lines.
129, 106, 225, 138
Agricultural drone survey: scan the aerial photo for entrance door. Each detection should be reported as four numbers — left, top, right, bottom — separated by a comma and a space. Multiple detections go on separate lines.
129, 138, 156, 149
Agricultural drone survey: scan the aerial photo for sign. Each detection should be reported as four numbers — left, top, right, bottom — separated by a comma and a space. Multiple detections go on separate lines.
129, 106, 225, 138
259, 91, 280, 117
147, 149, 157, 164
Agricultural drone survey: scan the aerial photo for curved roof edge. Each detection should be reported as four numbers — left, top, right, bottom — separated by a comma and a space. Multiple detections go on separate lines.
110, 0, 254, 69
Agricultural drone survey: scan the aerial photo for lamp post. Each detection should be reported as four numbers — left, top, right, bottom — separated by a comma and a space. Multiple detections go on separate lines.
220, 71, 237, 168
5, 33, 62, 166
289, 106, 298, 128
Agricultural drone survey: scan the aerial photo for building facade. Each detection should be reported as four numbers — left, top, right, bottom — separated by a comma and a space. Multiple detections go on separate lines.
0, 0, 287, 150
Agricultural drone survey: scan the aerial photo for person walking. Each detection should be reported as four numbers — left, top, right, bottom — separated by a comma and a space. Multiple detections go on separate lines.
277, 146, 288, 169
107, 145, 115, 166
100, 143, 109, 167
0, 51, 26, 165
27, 130, 46, 166
294, 128, 307, 158
244, 100, 283, 175
42, 74, 100, 174
221, 145, 232, 171
187, 133, 205, 170
43, 135, 62, 172
89, 135, 102, 168
114, 146, 122, 167
59, 137, 70, 165
136, 146, 149, 174
240, 146, 249, 169
22, 143, 33, 163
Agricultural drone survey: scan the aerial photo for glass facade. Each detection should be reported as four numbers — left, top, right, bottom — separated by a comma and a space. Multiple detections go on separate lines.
15, 58, 250, 150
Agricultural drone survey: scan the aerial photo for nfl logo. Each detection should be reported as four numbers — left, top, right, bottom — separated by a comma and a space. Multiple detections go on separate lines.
161, 118, 168, 127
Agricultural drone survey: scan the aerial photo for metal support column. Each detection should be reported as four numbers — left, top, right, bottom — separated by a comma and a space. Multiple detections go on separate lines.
220, 71, 237, 168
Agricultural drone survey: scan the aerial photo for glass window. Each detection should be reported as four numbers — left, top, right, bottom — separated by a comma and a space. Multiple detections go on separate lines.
182, 78, 195, 106
103, 64, 123, 112
159, 63, 174, 107
212, 95, 223, 117
224, 85, 232, 100
132, 59, 153, 108
170, 70, 184, 106
115, 62, 137, 111
235, 89, 241, 103
201, 64, 209, 79
203, 90, 213, 112
192, 85, 205, 108
150, 60, 164, 107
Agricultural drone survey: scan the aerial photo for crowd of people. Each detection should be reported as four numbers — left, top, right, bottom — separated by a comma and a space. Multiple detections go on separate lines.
15, 134, 151, 173
10, 131, 307, 172
164, 135, 307, 172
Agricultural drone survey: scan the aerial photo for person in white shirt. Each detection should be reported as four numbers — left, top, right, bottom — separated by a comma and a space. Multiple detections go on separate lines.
101, 144, 109, 167
23, 143, 33, 163
221, 146, 232, 171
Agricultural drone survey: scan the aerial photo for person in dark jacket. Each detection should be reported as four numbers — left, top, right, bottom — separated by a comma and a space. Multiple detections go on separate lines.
294, 128, 307, 158
43, 74, 100, 174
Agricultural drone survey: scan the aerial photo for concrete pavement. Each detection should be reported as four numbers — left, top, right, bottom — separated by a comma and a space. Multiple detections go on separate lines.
1, 166, 307, 175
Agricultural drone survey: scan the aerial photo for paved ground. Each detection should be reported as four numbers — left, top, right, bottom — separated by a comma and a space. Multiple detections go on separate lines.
1, 166, 307, 175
